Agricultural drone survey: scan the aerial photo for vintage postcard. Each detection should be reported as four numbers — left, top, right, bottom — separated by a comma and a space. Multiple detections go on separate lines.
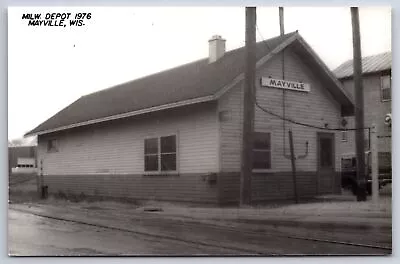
8, 6, 392, 256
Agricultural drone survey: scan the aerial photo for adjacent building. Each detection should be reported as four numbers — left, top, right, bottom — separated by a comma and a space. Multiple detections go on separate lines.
8, 145, 37, 174
26, 32, 355, 204
334, 52, 392, 171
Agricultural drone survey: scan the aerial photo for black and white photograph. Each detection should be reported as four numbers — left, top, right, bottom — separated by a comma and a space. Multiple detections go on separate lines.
7, 6, 392, 256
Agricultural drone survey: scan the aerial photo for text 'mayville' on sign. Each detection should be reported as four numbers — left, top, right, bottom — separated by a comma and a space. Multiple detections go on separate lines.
261, 77, 310, 92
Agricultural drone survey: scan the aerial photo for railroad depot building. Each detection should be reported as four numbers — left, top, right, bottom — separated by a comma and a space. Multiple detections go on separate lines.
334, 52, 392, 170
26, 32, 355, 204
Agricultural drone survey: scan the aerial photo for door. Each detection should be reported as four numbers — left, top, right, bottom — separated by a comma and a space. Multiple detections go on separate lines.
317, 132, 335, 194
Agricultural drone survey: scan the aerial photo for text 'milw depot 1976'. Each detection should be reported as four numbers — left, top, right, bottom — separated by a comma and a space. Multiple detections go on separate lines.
22, 12, 91, 27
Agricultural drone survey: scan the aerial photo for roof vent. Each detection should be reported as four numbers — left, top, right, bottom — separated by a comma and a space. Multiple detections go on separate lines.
208, 35, 226, 63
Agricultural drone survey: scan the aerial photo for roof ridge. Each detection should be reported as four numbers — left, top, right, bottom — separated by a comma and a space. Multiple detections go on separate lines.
82, 57, 209, 98
82, 31, 298, 98
333, 50, 392, 78
335, 51, 392, 68
25, 31, 302, 136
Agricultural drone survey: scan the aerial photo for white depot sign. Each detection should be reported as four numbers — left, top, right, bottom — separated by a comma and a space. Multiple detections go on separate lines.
261, 77, 310, 92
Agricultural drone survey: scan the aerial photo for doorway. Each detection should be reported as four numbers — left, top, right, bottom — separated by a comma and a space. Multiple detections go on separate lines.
317, 132, 335, 194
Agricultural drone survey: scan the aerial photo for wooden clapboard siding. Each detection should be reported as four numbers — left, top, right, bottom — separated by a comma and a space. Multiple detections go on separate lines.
218, 47, 343, 172
37, 102, 220, 203
255, 47, 343, 172
217, 79, 244, 172
37, 102, 219, 175
217, 47, 343, 203
43, 173, 218, 203
252, 172, 320, 201
218, 172, 241, 204
218, 47, 343, 174
218, 171, 340, 204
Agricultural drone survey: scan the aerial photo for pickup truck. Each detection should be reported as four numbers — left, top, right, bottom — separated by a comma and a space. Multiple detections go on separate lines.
341, 152, 392, 195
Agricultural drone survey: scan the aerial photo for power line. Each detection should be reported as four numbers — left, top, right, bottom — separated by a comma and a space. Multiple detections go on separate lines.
256, 24, 272, 52
255, 100, 368, 131
254, 24, 369, 132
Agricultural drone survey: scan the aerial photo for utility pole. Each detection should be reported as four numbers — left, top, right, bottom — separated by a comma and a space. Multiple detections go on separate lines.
39, 159, 44, 198
288, 130, 299, 203
371, 123, 379, 204
240, 7, 256, 206
279, 7, 291, 160
351, 7, 367, 201
279, 7, 284, 35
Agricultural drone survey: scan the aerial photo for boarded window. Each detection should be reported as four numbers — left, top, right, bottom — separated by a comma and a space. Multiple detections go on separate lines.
144, 135, 177, 172
253, 132, 271, 169
47, 139, 58, 152
381, 75, 391, 101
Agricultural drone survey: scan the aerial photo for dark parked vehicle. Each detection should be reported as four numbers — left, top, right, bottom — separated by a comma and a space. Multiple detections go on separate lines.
341, 151, 392, 195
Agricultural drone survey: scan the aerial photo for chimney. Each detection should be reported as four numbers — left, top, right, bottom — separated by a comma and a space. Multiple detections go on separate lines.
208, 35, 226, 63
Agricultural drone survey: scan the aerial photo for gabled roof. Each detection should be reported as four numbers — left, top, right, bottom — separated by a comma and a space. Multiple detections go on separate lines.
333, 51, 392, 79
26, 31, 354, 137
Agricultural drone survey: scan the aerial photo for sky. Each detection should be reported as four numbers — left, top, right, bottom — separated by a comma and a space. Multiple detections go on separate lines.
7, 6, 391, 141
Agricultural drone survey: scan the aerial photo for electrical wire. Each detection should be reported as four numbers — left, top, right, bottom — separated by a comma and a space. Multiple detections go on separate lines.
254, 24, 370, 132
256, 24, 272, 52
255, 100, 367, 131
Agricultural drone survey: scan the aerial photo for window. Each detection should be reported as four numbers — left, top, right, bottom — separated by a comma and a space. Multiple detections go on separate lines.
160, 135, 177, 171
144, 138, 158, 171
252, 132, 271, 169
341, 131, 348, 142
381, 75, 391, 101
378, 152, 391, 168
341, 157, 357, 169
144, 135, 177, 172
47, 139, 58, 152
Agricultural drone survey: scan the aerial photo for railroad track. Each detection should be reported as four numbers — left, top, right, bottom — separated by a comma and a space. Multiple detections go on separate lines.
132, 214, 392, 252
10, 208, 262, 255
11, 207, 391, 255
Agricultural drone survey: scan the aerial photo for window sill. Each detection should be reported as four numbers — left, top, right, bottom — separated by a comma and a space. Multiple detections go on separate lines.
252, 169, 277, 174
143, 171, 180, 177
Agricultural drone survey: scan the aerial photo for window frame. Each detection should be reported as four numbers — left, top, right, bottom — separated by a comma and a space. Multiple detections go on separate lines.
341, 130, 348, 142
143, 133, 179, 175
252, 131, 273, 172
144, 137, 159, 172
381, 75, 391, 102
47, 139, 58, 153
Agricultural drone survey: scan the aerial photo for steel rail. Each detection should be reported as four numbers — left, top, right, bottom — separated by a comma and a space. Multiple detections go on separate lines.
143, 215, 392, 251
11, 207, 391, 254
10, 208, 265, 255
